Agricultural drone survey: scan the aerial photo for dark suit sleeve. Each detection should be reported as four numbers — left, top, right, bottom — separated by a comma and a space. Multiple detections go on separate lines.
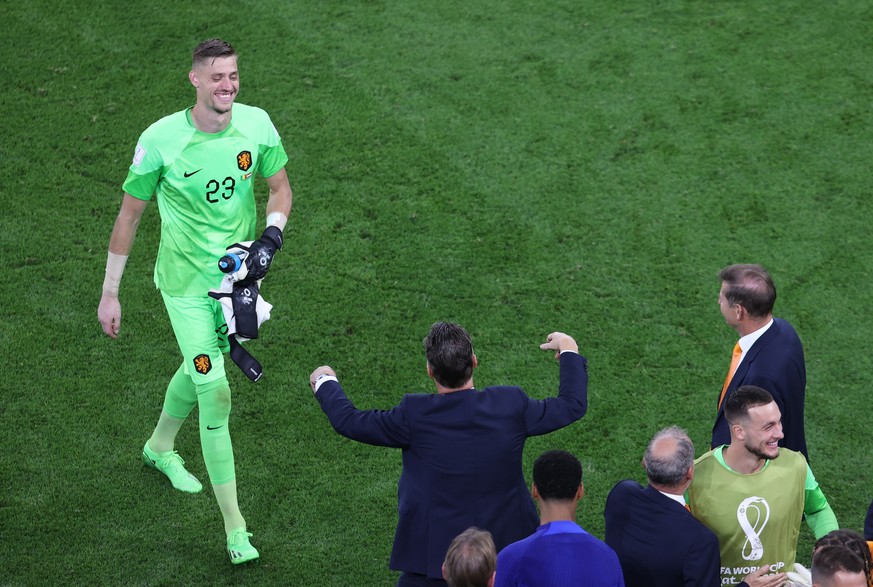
523, 352, 588, 436
683, 529, 721, 587
315, 380, 411, 448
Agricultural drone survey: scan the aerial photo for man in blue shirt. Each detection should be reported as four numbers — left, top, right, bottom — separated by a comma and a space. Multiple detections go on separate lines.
495, 450, 625, 587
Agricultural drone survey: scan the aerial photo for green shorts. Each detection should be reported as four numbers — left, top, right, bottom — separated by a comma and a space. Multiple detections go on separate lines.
161, 291, 230, 386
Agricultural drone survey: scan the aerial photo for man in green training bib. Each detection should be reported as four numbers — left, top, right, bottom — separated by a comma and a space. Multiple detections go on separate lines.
97, 38, 292, 565
688, 386, 838, 586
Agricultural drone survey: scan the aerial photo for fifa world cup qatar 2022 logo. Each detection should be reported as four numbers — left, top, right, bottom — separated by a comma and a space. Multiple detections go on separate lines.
737, 496, 770, 561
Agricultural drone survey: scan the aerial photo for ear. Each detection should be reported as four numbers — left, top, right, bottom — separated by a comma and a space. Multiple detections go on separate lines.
441, 563, 446, 579
488, 571, 496, 587
531, 483, 539, 500
188, 69, 198, 88
576, 483, 585, 501
426, 362, 434, 379
731, 422, 746, 441
685, 464, 694, 482
472, 353, 478, 368
640, 457, 647, 470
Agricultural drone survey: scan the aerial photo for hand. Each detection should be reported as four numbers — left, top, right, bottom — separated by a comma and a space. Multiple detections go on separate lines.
742, 565, 787, 587
539, 332, 578, 359
309, 366, 337, 392
785, 563, 812, 587
98, 294, 122, 339
239, 226, 283, 285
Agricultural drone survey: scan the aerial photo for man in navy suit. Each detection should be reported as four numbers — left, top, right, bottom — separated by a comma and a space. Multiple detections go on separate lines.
308, 323, 588, 587
604, 426, 780, 587
713, 264, 808, 459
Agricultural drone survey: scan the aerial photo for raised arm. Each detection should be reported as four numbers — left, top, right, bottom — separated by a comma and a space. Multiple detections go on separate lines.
525, 332, 588, 435
309, 366, 411, 448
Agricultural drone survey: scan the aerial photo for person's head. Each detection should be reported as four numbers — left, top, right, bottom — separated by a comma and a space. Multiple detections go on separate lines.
812, 544, 868, 587
814, 530, 873, 587
532, 450, 583, 503
718, 264, 776, 329
423, 322, 476, 389
442, 527, 496, 587
724, 386, 784, 460
189, 39, 238, 115
643, 426, 694, 491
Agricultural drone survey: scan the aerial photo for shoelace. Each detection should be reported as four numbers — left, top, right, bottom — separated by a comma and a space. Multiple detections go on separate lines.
229, 531, 253, 548
158, 451, 185, 469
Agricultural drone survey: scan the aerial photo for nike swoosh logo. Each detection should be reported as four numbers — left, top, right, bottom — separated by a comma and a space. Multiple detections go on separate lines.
184, 169, 202, 178
206, 424, 224, 430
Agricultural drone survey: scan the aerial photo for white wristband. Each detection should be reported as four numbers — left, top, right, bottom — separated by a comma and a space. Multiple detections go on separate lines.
102, 252, 128, 297
266, 212, 288, 231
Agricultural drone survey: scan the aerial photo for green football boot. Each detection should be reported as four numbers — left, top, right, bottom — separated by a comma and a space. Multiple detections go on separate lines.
142, 443, 203, 494
227, 528, 260, 565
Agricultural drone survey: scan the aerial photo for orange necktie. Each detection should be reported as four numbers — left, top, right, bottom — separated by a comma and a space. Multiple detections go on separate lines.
717, 342, 742, 411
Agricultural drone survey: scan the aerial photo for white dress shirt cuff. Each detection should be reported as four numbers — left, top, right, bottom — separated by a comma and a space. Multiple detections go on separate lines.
314, 375, 338, 393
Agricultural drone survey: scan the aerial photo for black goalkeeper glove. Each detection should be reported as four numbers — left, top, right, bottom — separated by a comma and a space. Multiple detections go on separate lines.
238, 226, 283, 285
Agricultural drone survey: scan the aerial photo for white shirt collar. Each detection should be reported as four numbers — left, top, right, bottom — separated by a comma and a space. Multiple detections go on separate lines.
658, 490, 687, 507
737, 318, 773, 355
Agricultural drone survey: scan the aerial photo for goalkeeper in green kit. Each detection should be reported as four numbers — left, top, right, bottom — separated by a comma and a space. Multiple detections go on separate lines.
97, 39, 292, 564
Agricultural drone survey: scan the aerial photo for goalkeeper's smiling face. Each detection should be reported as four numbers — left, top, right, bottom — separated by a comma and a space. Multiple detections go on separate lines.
740, 401, 784, 461
191, 55, 239, 116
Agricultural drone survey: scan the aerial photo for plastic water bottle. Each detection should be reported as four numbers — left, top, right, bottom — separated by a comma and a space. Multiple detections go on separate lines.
218, 252, 243, 274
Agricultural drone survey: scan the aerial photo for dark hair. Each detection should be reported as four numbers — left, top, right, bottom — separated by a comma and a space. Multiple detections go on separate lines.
192, 39, 236, 68
443, 527, 496, 587
812, 544, 866, 585
644, 426, 694, 487
423, 322, 474, 389
533, 450, 582, 501
718, 264, 777, 318
724, 385, 774, 425
814, 529, 873, 585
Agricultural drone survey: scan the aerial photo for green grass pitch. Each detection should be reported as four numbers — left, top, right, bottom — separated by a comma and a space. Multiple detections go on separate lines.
2, 1, 872, 584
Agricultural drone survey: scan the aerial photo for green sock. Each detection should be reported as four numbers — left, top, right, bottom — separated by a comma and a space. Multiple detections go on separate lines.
162, 363, 197, 419
213, 479, 246, 535
197, 378, 234, 484
148, 364, 197, 453
147, 412, 185, 454
196, 377, 245, 533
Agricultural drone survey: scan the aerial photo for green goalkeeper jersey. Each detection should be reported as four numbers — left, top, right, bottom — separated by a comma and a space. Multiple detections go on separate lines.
123, 103, 288, 296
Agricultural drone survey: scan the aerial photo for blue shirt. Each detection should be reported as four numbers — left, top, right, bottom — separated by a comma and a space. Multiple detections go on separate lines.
495, 520, 625, 587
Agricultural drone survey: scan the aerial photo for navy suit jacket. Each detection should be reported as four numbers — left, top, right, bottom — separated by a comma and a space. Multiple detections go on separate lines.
604, 481, 720, 587
711, 317, 808, 459
315, 352, 588, 580
865, 499, 873, 541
